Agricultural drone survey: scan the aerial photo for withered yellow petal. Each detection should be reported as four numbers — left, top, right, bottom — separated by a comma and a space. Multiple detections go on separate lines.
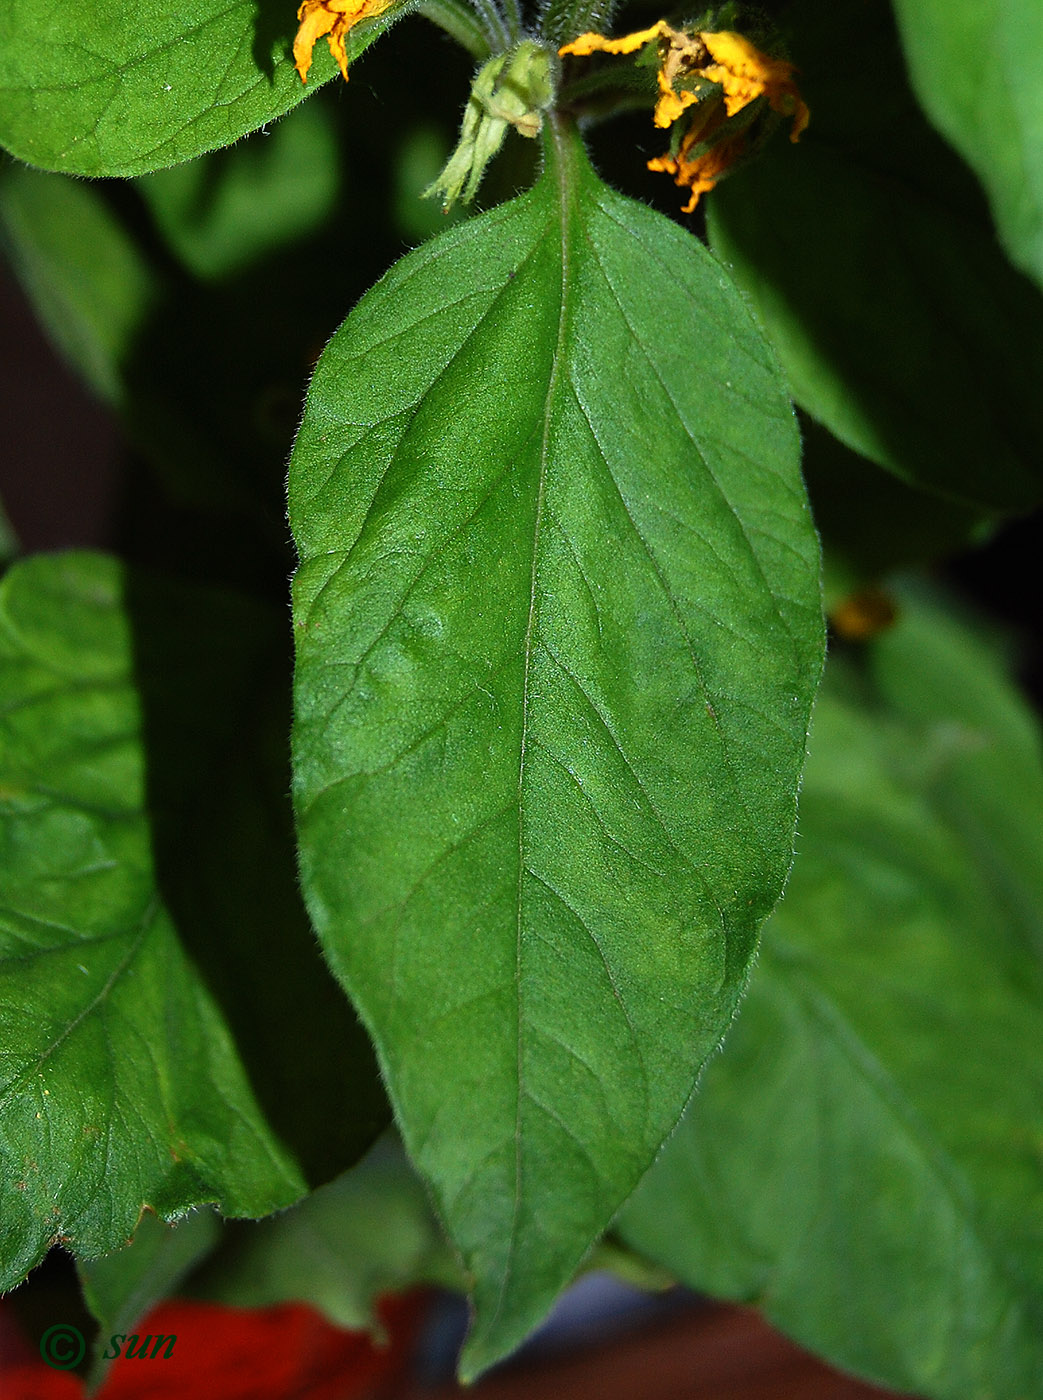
788, 97, 810, 140
560, 16, 808, 208
653, 78, 700, 128
700, 30, 794, 85
327, 23, 350, 80
648, 127, 746, 213
294, 1, 336, 83
293, 0, 393, 85
699, 29, 808, 137
559, 22, 669, 58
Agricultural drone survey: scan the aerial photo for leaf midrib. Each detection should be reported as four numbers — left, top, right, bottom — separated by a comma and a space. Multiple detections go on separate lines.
493, 116, 579, 1335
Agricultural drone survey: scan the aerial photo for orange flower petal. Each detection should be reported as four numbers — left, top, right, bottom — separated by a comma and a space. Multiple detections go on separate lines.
699, 29, 808, 138
294, 1, 336, 83
560, 19, 808, 208
293, 0, 394, 85
559, 22, 669, 57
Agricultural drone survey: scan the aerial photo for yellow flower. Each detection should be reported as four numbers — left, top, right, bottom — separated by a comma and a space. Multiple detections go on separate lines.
293, 0, 393, 83
560, 24, 808, 210
648, 125, 745, 214
829, 587, 898, 642
560, 23, 714, 128
700, 30, 809, 136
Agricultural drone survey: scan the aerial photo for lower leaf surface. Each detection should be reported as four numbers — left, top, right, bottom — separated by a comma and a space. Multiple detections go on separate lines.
0, 552, 384, 1291
289, 121, 824, 1374
619, 593, 1043, 1400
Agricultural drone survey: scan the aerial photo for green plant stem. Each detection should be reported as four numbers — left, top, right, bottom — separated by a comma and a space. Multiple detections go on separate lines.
558, 59, 654, 114
538, 0, 619, 48
418, 0, 494, 57
500, 0, 524, 43
467, 0, 513, 51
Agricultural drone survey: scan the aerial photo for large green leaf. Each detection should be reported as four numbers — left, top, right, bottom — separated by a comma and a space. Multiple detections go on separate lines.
619, 593, 1043, 1400
892, 0, 1043, 291
0, 552, 385, 1293
707, 0, 1043, 510
289, 121, 824, 1375
0, 0, 408, 176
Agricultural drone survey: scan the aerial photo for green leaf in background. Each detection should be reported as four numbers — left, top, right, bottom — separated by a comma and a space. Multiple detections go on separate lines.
0, 0, 408, 177
0, 552, 386, 1292
0, 552, 299, 1286
289, 121, 824, 1375
0, 161, 251, 527
188, 1133, 463, 1327
136, 98, 340, 281
79, 1208, 220, 1386
870, 597, 1043, 971
892, 0, 1043, 291
0, 154, 327, 538
618, 592, 1043, 1400
0, 161, 277, 537
0, 163, 154, 405
707, 0, 1043, 511
798, 415, 994, 605
121, 564, 390, 1188
0, 498, 17, 564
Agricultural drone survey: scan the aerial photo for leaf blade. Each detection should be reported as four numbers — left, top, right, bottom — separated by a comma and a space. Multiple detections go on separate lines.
618, 592, 1043, 1400
892, 0, 1043, 290
290, 123, 823, 1374
0, 552, 384, 1290
0, 0, 404, 176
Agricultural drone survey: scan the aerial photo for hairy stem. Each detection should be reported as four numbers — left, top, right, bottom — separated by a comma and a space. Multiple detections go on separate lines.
500, 0, 525, 42
419, 0, 495, 57
468, 0, 513, 50
538, 0, 619, 48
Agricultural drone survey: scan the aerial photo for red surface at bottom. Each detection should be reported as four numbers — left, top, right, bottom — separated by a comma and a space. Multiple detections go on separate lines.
0, 1294, 422, 1400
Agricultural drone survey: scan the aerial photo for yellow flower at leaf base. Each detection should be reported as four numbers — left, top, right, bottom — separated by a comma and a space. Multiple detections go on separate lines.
700, 30, 809, 132
294, 0, 393, 83
648, 125, 747, 215
560, 23, 808, 211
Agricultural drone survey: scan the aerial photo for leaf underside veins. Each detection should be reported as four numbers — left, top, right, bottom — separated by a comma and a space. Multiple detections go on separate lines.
0, 554, 309, 1292
289, 118, 824, 1374
619, 595, 1043, 1400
